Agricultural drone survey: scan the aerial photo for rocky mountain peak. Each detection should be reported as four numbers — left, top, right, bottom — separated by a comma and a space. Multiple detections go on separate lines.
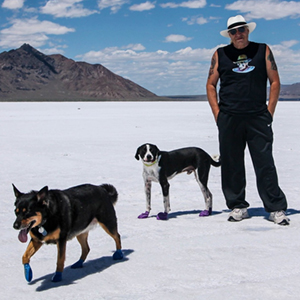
0, 44, 158, 101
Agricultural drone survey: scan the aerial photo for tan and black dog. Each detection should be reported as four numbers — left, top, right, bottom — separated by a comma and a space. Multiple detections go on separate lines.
13, 183, 123, 283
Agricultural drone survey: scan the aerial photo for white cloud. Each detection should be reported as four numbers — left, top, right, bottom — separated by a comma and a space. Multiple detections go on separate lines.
270, 40, 300, 83
183, 15, 208, 25
160, 2, 177, 8
165, 34, 192, 43
281, 40, 299, 48
74, 40, 300, 95
97, 0, 129, 13
161, 0, 206, 9
76, 45, 213, 65
196, 16, 208, 25
41, 0, 98, 18
164, 34, 193, 42
76, 44, 215, 95
1, 18, 75, 35
226, 0, 300, 20
0, 18, 75, 48
2, 0, 24, 9
122, 44, 146, 51
0, 33, 49, 49
42, 45, 68, 55
129, 1, 155, 11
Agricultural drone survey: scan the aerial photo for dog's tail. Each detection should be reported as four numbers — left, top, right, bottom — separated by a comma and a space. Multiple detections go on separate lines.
101, 184, 118, 205
210, 155, 221, 167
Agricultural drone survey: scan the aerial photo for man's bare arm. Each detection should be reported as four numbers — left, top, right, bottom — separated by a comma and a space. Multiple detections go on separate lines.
206, 51, 220, 122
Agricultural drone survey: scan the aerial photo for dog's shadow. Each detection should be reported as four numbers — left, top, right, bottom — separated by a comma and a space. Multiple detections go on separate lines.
30, 249, 133, 291
167, 209, 222, 219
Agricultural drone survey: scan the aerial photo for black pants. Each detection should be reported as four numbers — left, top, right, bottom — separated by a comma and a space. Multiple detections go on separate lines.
217, 110, 287, 212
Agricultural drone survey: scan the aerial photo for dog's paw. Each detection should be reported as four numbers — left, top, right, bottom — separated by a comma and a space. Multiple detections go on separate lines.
71, 259, 84, 269
199, 208, 212, 217
24, 263, 33, 282
51, 271, 62, 282
156, 212, 168, 220
138, 211, 149, 219
113, 249, 123, 260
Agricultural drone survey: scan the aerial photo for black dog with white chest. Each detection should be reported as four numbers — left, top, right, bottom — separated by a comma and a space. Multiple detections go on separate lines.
135, 143, 221, 220
13, 183, 123, 283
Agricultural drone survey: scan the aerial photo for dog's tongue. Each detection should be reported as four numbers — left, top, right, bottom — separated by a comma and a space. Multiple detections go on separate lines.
18, 229, 28, 243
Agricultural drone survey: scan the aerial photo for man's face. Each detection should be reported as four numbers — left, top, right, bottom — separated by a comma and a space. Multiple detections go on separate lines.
229, 26, 250, 49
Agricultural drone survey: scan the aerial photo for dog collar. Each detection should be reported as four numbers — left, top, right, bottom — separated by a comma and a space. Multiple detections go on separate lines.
38, 226, 47, 236
143, 159, 157, 167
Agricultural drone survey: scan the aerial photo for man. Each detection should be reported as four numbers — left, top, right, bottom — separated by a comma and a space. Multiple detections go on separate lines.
206, 15, 289, 225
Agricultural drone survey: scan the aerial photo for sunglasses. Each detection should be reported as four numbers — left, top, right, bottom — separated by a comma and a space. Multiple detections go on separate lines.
228, 26, 246, 35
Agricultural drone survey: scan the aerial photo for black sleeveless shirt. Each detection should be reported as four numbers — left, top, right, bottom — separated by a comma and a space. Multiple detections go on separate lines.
217, 42, 268, 114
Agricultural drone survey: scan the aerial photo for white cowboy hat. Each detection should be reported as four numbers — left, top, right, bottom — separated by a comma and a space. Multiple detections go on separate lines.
220, 15, 256, 38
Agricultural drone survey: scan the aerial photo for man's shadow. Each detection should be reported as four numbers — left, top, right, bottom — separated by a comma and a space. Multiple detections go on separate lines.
30, 249, 133, 292
247, 207, 299, 219
222, 207, 300, 219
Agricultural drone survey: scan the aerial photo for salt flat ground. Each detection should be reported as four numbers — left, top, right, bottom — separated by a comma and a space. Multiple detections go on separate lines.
0, 101, 299, 300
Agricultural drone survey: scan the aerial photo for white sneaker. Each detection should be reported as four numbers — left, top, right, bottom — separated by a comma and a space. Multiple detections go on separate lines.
269, 210, 290, 225
228, 208, 249, 222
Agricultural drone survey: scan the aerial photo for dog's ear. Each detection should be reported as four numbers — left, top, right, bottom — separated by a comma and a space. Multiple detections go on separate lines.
135, 147, 141, 160
153, 145, 160, 153
37, 186, 49, 206
12, 184, 23, 198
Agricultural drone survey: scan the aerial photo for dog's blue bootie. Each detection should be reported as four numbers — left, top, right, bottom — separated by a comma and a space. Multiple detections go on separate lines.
24, 263, 33, 282
71, 259, 84, 269
138, 211, 149, 219
156, 212, 168, 220
51, 271, 62, 282
113, 249, 123, 260
199, 208, 212, 217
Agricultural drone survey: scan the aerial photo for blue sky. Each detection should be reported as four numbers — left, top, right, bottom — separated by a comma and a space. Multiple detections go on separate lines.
0, 0, 300, 95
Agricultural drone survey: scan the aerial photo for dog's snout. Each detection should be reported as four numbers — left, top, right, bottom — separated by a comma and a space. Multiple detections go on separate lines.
146, 154, 152, 161
13, 220, 21, 230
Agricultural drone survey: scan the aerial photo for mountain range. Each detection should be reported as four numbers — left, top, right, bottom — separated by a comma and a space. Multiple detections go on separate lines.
279, 83, 300, 100
0, 44, 299, 101
0, 44, 160, 101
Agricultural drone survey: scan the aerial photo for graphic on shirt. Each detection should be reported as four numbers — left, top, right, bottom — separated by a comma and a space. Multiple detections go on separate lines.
232, 54, 255, 73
